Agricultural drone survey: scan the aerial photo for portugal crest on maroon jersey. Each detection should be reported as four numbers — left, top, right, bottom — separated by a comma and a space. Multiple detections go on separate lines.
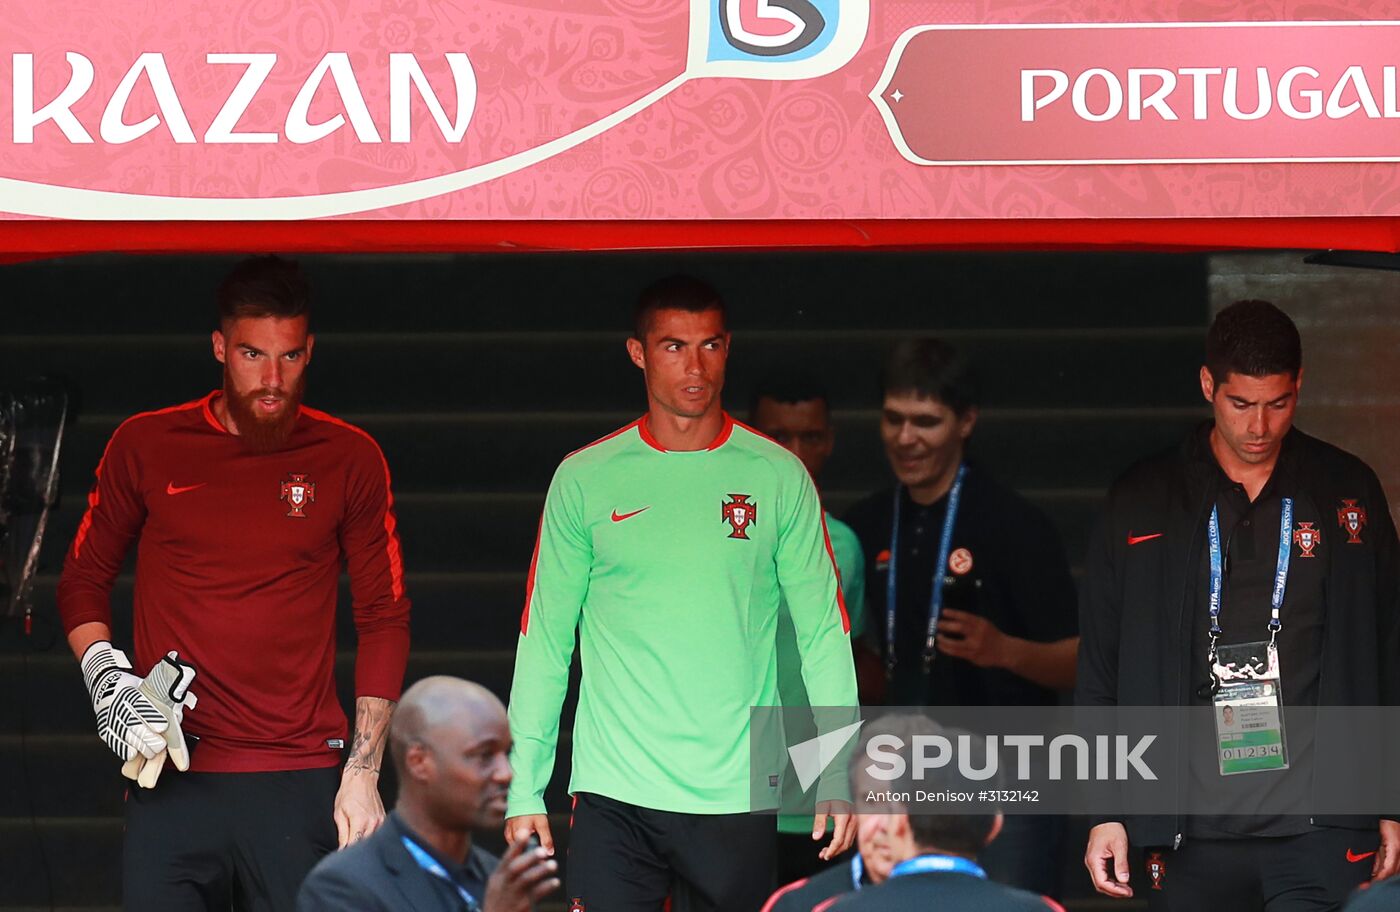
722, 494, 757, 540
279, 473, 316, 518
1338, 498, 1367, 544
1293, 521, 1320, 557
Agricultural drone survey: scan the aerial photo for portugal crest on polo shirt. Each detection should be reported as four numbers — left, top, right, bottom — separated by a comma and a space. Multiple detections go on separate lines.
1338, 499, 1367, 544
722, 494, 757, 540
1293, 521, 1320, 557
279, 472, 316, 518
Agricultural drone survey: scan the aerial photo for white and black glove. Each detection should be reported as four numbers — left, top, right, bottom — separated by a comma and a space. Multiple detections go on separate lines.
120, 651, 198, 788
80, 641, 167, 763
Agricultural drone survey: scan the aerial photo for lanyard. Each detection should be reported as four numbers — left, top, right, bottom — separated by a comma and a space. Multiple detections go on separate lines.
1206, 496, 1292, 666
850, 854, 865, 890
401, 835, 481, 911
889, 853, 987, 880
887, 464, 967, 677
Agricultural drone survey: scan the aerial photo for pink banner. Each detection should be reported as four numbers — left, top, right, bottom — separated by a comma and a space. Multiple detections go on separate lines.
1, 1, 1399, 221
872, 22, 1400, 166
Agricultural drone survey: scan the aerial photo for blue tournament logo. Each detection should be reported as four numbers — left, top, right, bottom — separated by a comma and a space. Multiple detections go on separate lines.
710, 0, 842, 63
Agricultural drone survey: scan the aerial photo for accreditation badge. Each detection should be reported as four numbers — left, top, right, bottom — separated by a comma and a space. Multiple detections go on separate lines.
1212, 640, 1289, 775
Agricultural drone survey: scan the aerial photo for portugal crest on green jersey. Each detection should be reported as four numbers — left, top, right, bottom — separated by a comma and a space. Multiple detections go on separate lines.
723, 493, 757, 540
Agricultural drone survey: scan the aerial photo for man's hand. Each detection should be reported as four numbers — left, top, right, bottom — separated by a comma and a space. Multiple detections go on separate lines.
120, 651, 198, 788
335, 696, 395, 849
80, 641, 167, 762
334, 768, 386, 848
504, 815, 555, 856
1084, 822, 1133, 898
814, 800, 855, 861
936, 609, 1011, 668
1373, 819, 1400, 881
483, 833, 560, 912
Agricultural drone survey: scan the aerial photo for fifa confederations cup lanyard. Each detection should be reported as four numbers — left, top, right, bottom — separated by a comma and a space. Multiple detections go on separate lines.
401, 835, 481, 911
1206, 497, 1292, 686
887, 464, 967, 679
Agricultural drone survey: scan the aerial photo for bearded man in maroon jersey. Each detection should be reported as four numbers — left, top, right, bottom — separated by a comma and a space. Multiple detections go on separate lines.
58, 255, 411, 912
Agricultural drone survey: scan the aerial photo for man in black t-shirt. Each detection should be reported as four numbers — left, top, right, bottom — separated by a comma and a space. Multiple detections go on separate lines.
843, 338, 1078, 897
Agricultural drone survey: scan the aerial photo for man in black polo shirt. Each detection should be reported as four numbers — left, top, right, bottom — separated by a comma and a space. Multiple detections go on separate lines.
297, 676, 559, 911
843, 338, 1078, 896
1079, 300, 1400, 910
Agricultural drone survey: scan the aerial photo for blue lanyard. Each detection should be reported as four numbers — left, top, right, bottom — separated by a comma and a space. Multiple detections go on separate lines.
887, 464, 967, 677
1207, 496, 1292, 661
889, 853, 987, 880
401, 835, 481, 911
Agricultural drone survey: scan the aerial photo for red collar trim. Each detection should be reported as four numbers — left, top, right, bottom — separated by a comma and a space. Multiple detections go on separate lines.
201, 391, 230, 434
638, 412, 734, 453
707, 412, 735, 450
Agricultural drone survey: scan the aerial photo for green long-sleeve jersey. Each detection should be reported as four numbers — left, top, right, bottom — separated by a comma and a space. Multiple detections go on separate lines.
506, 414, 859, 816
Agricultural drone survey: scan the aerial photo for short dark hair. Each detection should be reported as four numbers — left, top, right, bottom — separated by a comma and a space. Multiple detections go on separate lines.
217, 255, 311, 327
880, 338, 978, 415
853, 713, 997, 856
748, 374, 830, 420
1205, 300, 1301, 383
632, 275, 725, 341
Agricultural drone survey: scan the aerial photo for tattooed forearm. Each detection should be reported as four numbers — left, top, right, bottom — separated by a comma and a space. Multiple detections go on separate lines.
344, 696, 394, 775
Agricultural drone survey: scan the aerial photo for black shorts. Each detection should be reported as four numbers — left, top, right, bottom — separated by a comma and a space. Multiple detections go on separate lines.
566, 791, 776, 912
1143, 827, 1379, 912
124, 767, 339, 912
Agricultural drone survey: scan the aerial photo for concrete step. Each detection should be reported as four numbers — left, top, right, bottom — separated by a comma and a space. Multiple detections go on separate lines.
0, 818, 122, 906
0, 251, 1206, 336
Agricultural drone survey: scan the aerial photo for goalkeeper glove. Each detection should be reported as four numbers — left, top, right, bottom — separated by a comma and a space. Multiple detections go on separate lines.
120, 651, 198, 788
80, 641, 166, 762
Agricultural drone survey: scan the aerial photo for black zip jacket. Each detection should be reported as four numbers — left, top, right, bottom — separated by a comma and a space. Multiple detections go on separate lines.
1076, 425, 1400, 847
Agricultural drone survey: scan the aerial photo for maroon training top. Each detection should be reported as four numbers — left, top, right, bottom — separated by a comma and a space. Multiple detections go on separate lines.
58, 391, 411, 772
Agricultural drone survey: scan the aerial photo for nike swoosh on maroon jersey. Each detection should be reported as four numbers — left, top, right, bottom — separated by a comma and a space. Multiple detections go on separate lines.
166, 482, 207, 496
1127, 532, 1164, 546
1347, 849, 1377, 863
611, 507, 650, 523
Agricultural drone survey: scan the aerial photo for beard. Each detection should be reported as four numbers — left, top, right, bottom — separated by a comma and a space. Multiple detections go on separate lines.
224, 371, 305, 454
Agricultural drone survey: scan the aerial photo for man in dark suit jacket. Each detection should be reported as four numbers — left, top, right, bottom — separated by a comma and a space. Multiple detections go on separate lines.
297, 677, 559, 911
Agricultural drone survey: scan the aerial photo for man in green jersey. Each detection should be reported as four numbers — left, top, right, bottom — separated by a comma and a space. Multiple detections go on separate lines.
749, 377, 867, 885
504, 276, 861, 912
